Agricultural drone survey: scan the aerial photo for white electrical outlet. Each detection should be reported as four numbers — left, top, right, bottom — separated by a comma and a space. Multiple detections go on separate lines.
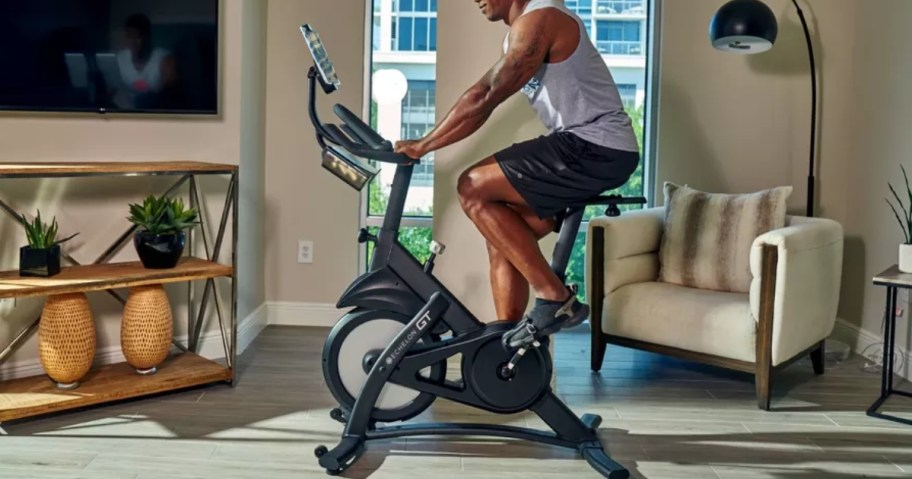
298, 240, 314, 264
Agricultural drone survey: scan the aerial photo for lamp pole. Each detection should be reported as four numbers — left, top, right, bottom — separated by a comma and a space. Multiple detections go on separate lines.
792, 0, 817, 218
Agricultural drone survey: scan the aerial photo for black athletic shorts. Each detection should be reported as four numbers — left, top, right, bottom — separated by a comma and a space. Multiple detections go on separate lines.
494, 131, 640, 219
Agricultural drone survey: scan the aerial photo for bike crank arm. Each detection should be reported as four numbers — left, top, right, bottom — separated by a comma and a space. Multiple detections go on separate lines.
500, 340, 542, 380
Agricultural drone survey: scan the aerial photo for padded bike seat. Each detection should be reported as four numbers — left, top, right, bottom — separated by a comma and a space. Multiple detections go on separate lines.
582, 194, 647, 206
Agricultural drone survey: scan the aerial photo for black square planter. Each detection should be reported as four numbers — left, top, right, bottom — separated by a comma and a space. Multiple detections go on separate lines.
19, 244, 61, 277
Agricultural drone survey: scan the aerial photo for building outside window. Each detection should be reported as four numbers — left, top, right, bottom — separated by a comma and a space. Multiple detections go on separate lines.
365, 0, 658, 302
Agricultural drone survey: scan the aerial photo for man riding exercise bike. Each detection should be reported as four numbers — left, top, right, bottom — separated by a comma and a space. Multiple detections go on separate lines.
300, 2, 643, 475
393, 0, 640, 349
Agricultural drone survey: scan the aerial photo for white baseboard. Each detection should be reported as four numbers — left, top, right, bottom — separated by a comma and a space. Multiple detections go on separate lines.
0, 303, 268, 382
236, 302, 268, 355
832, 318, 882, 355
267, 302, 347, 327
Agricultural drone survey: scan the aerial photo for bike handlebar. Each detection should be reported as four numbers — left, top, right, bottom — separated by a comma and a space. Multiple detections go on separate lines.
323, 123, 416, 165
333, 104, 392, 151
323, 111, 418, 165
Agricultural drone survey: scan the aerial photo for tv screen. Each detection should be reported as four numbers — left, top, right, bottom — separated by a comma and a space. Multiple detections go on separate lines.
0, 0, 219, 115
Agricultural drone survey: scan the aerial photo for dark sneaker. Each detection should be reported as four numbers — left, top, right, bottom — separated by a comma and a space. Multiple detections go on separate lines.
501, 293, 589, 350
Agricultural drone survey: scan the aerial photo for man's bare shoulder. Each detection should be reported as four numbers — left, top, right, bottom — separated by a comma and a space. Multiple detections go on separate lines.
509, 8, 562, 37
507, 8, 579, 60
511, 8, 579, 42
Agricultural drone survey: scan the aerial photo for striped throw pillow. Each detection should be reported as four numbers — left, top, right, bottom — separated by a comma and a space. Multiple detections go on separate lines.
658, 182, 792, 293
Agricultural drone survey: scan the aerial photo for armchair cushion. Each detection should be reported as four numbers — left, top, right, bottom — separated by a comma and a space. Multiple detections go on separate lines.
658, 182, 792, 294
603, 282, 755, 363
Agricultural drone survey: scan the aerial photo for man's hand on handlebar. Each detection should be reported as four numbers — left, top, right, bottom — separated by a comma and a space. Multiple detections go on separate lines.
394, 139, 428, 163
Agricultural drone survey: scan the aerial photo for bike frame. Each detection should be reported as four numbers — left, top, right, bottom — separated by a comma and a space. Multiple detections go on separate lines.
302, 24, 640, 475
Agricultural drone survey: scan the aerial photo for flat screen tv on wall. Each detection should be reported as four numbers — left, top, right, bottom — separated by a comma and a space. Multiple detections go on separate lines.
0, 0, 219, 115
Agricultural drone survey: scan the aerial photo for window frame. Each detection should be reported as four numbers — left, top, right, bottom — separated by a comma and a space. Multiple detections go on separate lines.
642, 0, 661, 207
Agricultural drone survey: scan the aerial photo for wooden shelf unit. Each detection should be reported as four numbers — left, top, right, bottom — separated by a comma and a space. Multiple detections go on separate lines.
0, 161, 239, 422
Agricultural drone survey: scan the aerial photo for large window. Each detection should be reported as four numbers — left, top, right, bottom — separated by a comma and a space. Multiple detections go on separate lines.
364, 0, 659, 298
366, 0, 437, 265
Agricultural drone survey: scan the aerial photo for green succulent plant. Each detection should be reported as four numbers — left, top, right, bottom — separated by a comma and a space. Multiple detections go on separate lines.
20, 210, 79, 249
887, 165, 912, 245
128, 195, 200, 235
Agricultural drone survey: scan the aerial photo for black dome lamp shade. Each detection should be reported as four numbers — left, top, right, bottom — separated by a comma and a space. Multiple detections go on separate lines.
710, 0, 779, 54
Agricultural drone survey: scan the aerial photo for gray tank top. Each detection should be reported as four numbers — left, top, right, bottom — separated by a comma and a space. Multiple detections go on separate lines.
504, 0, 639, 152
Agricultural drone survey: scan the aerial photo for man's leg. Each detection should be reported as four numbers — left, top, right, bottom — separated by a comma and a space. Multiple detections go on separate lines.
458, 157, 568, 303
487, 203, 556, 322
458, 156, 590, 348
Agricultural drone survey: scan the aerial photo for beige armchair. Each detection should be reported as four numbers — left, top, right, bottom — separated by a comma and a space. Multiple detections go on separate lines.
585, 207, 844, 410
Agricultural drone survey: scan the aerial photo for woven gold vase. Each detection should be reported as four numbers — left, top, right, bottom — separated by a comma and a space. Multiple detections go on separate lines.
121, 284, 173, 375
39, 293, 96, 390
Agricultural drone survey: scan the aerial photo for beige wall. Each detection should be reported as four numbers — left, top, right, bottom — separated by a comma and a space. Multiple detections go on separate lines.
263, 0, 367, 304
0, 0, 265, 373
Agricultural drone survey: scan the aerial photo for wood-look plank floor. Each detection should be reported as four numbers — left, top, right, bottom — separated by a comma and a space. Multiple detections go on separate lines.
2, 325, 911, 479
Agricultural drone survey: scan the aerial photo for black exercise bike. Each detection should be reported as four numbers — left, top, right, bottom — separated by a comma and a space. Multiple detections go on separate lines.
299, 24, 645, 479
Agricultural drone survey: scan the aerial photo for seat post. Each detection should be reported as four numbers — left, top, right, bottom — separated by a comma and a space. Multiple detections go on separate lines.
550, 208, 585, 283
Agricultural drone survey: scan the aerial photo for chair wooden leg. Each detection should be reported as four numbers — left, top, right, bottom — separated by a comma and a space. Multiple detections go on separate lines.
755, 244, 777, 411
592, 334, 607, 372
589, 226, 607, 373
756, 362, 772, 411
811, 340, 825, 375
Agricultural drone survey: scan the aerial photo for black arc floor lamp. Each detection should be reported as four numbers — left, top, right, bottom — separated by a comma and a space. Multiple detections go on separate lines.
709, 0, 818, 218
